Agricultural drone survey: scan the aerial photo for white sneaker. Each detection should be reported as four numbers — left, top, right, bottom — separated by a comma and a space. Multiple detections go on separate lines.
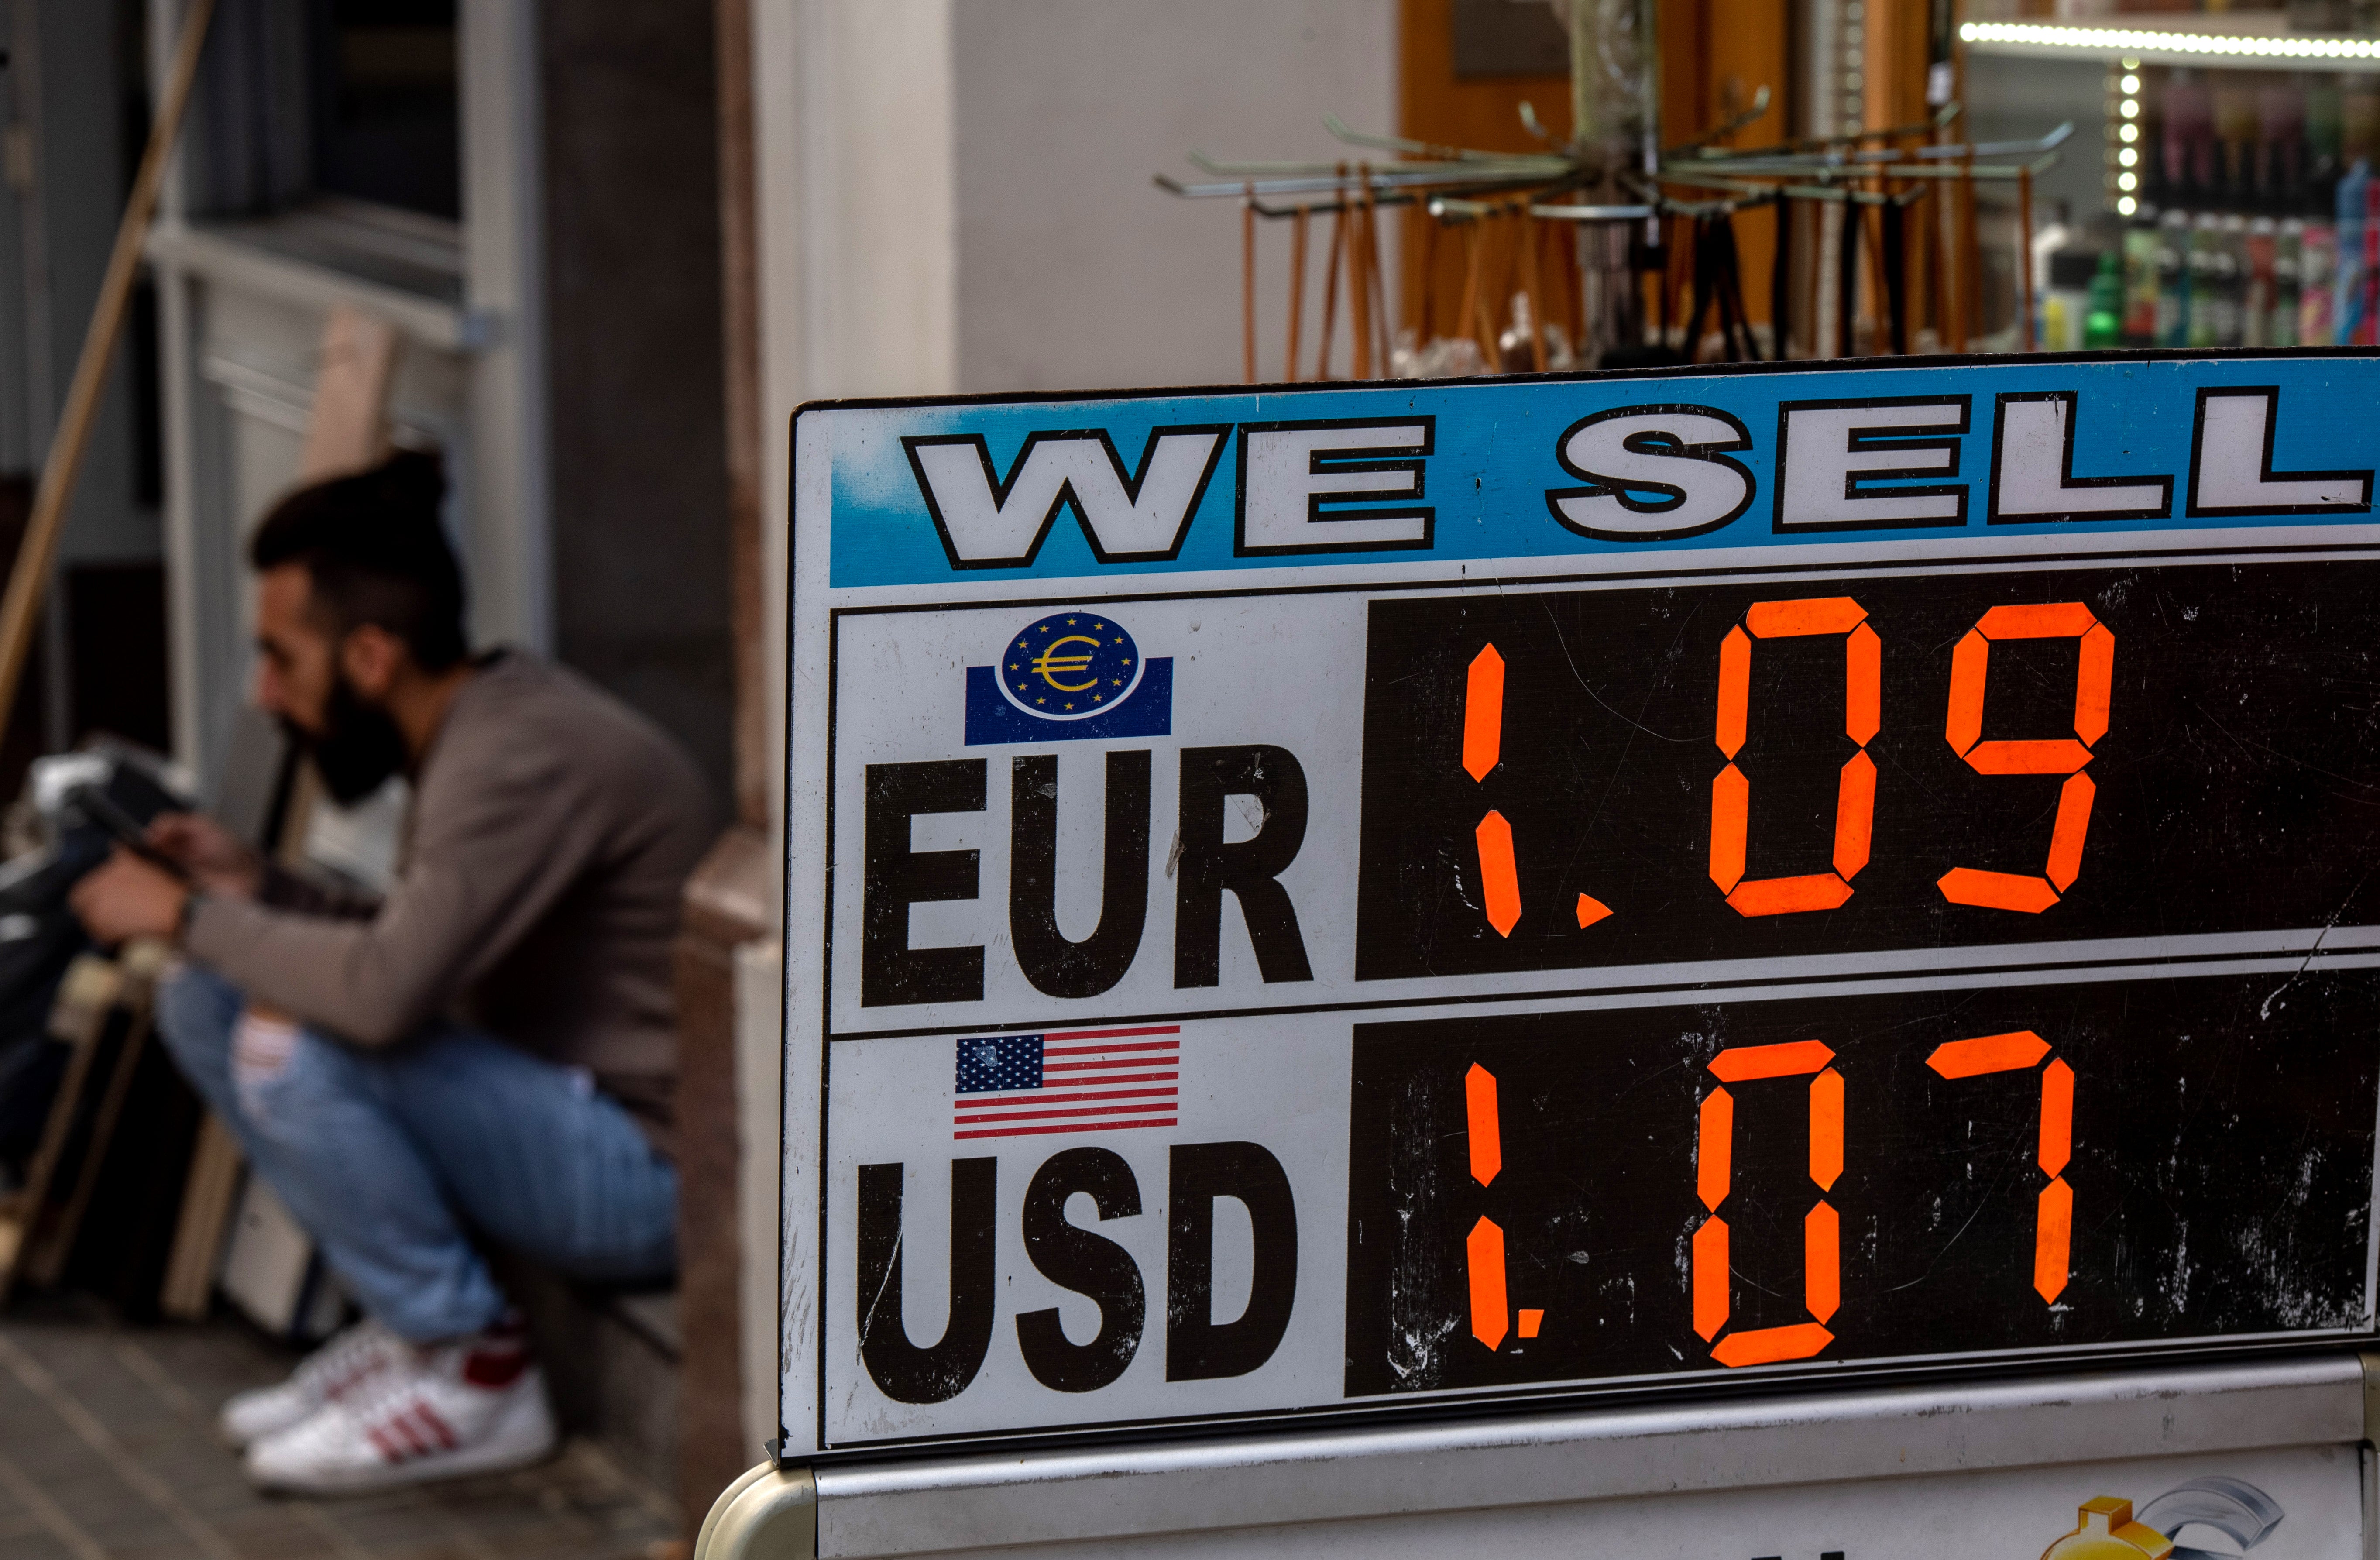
219, 1317, 403, 1449
244, 1324, 557, 1494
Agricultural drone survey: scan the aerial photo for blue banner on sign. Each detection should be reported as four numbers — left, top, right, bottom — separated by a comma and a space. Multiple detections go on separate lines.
962, 608, 1175, 744
815, 353, 2380, 588
965, 659, 1173, 745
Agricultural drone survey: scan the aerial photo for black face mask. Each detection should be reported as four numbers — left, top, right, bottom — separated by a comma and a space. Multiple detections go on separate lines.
285, 674, 409, 807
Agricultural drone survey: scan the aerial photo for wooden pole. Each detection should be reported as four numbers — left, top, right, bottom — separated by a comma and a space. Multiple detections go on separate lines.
1959, 151, 1980, 347
1348, 167, 1374, 380
1518, 207, 1548, 371
1458, 223, 1486, 367
1242, 185, 1257, 383
2016, 165, 2037, 352
1316, 202, 1345, 380
0, 0, 217, 742
1285, 206, 1308, 382
1864, 196, 1891, 354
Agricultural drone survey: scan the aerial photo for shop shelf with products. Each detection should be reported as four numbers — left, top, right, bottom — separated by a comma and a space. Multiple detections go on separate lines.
1961, 9, 2380, 346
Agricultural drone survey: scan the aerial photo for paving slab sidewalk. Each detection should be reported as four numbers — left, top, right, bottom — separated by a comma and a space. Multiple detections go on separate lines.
0, 1297, 679, 1560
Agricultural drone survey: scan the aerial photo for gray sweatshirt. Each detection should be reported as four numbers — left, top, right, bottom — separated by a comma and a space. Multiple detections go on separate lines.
184, 652, 714, 1148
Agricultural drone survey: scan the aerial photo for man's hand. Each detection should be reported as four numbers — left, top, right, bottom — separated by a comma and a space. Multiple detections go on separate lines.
146, 811, 262, 900
70, 849, 192, 946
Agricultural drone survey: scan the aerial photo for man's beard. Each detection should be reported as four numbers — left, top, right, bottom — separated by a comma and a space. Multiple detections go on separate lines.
285, 676, 409, 806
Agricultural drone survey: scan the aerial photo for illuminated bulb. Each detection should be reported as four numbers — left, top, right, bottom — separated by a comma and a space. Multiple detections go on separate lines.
2119, 73, 2139, 93
2119, 146, 2138, 168
2119, 99, 2140, 119
2117, 196, 2138, 216
1963, 19, 2380, 58
2119, 122, 2138, 143
2117, 171, 2137, 191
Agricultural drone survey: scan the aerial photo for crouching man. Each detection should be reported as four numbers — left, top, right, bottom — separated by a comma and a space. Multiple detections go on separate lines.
70, 454, 712, 1493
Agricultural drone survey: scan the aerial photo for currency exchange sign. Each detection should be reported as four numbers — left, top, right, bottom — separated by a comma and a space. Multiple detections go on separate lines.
781, 352, 2380, 1458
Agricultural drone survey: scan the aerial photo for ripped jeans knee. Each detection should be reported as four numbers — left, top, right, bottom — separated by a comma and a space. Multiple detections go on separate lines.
231, 1007, 303, 1121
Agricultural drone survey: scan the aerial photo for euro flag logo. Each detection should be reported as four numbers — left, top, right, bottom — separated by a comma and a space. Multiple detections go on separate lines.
964, 611, 1172, 745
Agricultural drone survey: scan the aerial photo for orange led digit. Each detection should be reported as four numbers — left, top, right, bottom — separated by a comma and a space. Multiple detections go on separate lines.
1694, 1083, 1734, 1339
1475, 811, 1522, 938
1833, 752, 1876, 880
1692, 1217, 1731, 1340
2038, 1059, 2073, 1176
1466, 1063, 1502, 1186
1708, 1038, 1836, 1082
1693, 1042, 1840, 1368
1698, 1086, 1734, 1209
1708, 763, 1750, 895
1745, 596, 1868, 636
1809, 1067, 1844, 1190
1715, 627, 1750, 759
1934, 866, 2060, 914
1708, 599, 1879, 918
2035, 1179, 2073, 1303
1461, 640, 1612, 934
1465, 1065, 1514, 1348
1845, 624, 1881, 743
1710, 1321, 1836, 1368
1924, 1033, 2075, 1303
1938, 603, 2114, 913
2043, 775, 2096, 893
1804, 1202, 1840, 1324
1466, 1216, 1509, 1349
1925, 1030, 2051, 1077
1462, 644, 1505, 782
1462, 644, 1523, 938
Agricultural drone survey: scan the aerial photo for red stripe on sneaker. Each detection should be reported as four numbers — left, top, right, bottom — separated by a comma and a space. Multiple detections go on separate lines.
463, 1346, 529, 1389
414, 1402, 459, 1450
387, 1410, 429, 1459
367, 1423, 404, 1462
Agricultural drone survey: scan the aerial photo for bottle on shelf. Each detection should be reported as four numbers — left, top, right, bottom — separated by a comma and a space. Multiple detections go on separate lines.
2043, 249, 2098, 350
2030, 200, 2076, 347
2187, 213, 2223, 348
2305, 73, 2345, 206
2085, 251, 2125, 348
2345, 79, 2380, 178
2215, 77, 2259, 211
2337, 158, 2370, 345
2122, 204, 2163, 347
2164, 70, 2215, 211
2363, 166, 2380, 344
2258, 79, 2305, 215
2102, 65, 2380, 345
2298, 214, 2336, 345
2274, 216, 2303, 347
2158, 207, 2192, 347
2245, 215, 2277, 344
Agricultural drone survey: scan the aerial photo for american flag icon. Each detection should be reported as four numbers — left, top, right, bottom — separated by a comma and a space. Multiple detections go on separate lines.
952, 1025, 1181, 1140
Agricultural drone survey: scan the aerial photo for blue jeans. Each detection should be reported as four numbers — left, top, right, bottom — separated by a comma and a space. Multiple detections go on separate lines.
155, 964, 677, 1342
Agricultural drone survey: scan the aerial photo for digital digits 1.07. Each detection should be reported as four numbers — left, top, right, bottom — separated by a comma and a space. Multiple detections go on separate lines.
1343, 971, 2378, 1394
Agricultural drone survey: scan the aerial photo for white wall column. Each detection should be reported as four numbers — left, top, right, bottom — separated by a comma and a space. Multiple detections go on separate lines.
459, 0, 550, 654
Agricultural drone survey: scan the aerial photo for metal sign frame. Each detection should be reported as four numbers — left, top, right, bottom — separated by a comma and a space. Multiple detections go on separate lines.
782, 348, 2380, 1462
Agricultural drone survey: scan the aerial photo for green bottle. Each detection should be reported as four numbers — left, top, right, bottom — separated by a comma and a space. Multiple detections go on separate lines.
2085, 251, 2124, 348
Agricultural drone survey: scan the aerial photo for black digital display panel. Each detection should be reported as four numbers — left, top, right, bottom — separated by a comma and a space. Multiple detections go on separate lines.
1344, 969, 2379, 1395
1355, 562, 2380, 980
